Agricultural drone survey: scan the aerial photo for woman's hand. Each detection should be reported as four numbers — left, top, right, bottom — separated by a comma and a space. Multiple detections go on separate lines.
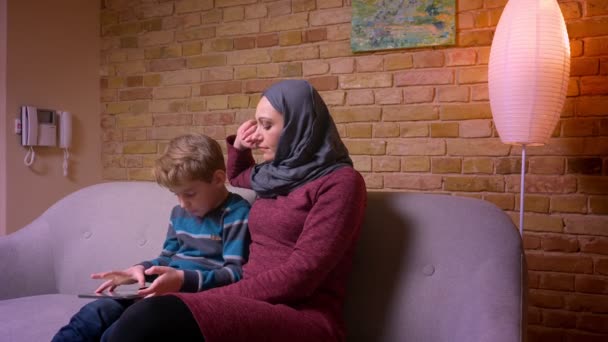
91, 265, 146, 293
234, 119, 258, 151
137, 266, 184, 298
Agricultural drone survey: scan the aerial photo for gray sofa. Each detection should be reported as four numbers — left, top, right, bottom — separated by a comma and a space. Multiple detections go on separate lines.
0, 181, 526, 342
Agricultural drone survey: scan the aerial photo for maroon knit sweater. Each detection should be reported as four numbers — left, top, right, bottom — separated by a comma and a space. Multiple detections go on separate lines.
174, 140, 367, 341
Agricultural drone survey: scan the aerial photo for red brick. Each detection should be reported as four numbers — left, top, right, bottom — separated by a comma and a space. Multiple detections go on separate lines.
244, 79, 280, 93
403, 87, 434, 104
458, 30, 494, 47
234, 37, 256, 50
562, 119, 599, 137
567, 157, 602, 174
395, 70, 454, 86
279, 31, 302, 46
528, 326, 567, 342
566, 293, 608, 313
506, 175, 577, 194
279, 62, 302, 77
528, 271, 541, 288
526, 252, 593, 274
310, 8, 351, 26
586, 0, 608, 17
579, 237, 608, 256
443, 176, 503, 192
577, 313, 608, 334
527, 307, 541, 325
585, 37, 608, 57
119, 88, 152, 100
303, 28, 327, 42
599, 259, 608, 275
567, 17, 608, 39
149, 58, 186, 71
437, 86, 469, 102
384, 174, 442, 190
569, 41, 582, 59
346, 90, 374, 105
559, 1, 582, 20
193, 112, 235, 125
541, 236, 579, 253
579, 176, 608, 194
457, 12, 473, 30
257, 33, 279, 47
445, 49, 476, 66
458, 0, 483, 11
458, 66, 488, 84
126, 76, 143, 87
564, 215, 608, 237
440, 103, 492, 120
571, 58, 600, 76
581, 76, 608, 95
153, 113, 192, 127
267, 0, 291, 17
412, 51, 444, 68
543, 309, 577, 329
307, 76, 338, 91
565, 330, 608, 342
576, 96, 608, 116
330, 58, 354, 74
523, 234, 541, 249
576, 275, 608, 294
529, 289, 565, 309
355, 56, 384, 72
200, 81, 242, 96
589, 196, 608, 214
292, 0, 315, 13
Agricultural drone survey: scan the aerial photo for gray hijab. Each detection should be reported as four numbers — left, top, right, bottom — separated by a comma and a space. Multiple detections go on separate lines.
250, 80, 352, 198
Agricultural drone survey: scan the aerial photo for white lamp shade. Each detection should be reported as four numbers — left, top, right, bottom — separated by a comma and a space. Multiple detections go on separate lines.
488, 0, 571, 146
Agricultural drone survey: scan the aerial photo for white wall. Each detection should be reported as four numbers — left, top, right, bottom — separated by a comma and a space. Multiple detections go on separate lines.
0, 0, 7, 235
4, 0, 102, 234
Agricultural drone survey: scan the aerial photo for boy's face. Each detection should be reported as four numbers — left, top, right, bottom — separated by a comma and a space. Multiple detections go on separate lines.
170, 178, 223, 218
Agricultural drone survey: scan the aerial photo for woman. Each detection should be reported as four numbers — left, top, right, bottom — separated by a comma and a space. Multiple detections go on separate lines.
107, 80, 367, 341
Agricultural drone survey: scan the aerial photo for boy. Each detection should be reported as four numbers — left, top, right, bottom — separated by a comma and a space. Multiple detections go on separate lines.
52, 133, 251, 342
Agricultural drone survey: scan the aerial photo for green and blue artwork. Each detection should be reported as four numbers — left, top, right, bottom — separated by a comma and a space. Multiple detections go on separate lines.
351, 0, 456, 52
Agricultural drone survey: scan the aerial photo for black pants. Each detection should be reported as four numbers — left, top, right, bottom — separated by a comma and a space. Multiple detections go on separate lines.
105, 295, 204, 341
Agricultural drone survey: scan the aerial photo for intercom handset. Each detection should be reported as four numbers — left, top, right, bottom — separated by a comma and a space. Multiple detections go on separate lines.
58, 111, 72, 176
19, 105, 73, 175
59, 111, 72, 149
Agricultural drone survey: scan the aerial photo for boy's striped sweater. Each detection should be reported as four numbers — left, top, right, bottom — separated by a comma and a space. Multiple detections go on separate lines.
139, 192, 250, 292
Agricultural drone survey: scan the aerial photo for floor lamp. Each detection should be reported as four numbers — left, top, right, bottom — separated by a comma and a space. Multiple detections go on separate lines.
488, 0, 571, 237
489, 2, 570, 339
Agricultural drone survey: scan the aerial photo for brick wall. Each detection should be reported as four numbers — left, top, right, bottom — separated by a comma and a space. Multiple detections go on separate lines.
100, 0, 608, 339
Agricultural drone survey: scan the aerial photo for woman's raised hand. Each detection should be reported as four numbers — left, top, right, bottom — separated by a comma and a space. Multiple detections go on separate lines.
234, 119, 258, 151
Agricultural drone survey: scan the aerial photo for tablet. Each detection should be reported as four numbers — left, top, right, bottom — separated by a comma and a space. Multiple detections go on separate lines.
78, 292, 143, 300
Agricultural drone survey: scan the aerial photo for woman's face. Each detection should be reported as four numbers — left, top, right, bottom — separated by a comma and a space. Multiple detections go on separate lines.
252, 96, 284, 161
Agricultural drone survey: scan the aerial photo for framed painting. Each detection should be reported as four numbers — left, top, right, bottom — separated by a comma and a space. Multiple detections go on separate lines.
351, 0, 456, 52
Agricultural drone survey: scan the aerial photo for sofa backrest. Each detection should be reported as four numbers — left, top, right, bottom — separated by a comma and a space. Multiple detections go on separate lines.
19, 181, 524, 341
344, 191, 525, 342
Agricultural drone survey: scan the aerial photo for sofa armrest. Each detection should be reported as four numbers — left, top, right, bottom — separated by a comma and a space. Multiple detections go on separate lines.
0, 218, 56, 300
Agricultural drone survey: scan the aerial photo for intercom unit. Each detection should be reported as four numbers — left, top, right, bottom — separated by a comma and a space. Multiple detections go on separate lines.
21, 106, 58, 146
18, 105, 73, 174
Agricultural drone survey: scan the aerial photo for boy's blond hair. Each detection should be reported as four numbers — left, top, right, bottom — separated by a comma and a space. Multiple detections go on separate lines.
154, 134, 225, 188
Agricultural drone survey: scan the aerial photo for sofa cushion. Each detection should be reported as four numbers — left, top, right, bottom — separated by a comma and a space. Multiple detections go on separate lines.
0, 294, 94, 342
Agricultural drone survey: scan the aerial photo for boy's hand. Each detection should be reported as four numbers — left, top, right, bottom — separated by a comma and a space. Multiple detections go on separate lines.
138, 266, 184, 298
234, 119, 257, 151
91, 265, 146, 293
